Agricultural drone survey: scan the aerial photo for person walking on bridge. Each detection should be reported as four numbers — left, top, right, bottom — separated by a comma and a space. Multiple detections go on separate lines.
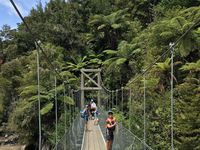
105, 110, 117, 150
90, 99, 97, 120
81, 105, 90, 131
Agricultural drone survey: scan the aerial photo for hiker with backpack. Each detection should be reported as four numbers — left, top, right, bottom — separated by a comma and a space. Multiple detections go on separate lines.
90, 99, 97, 120
81, 105, 90, 131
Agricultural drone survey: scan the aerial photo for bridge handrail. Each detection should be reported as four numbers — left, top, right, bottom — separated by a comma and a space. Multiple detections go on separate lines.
99, 108, 154, 150
53, 113, 84, 150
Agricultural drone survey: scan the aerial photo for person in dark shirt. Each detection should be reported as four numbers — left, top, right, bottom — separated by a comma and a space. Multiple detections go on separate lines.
105, 110, 117, 150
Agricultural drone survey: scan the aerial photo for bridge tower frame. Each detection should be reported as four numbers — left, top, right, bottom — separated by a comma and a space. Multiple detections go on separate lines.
80, 68, 102, 108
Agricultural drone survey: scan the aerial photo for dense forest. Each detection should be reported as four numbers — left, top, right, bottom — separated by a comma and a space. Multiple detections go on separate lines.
0, 0, 200, 149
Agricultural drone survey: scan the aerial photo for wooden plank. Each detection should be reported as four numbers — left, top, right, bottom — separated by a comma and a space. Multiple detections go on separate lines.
82, 120, 106, 150
81, 68, 101, 72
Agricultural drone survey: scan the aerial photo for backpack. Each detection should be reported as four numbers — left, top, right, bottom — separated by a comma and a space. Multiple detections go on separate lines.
81, 109, 89, 118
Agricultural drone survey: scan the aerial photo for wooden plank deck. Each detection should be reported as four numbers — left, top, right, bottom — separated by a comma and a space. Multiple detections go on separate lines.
81, 120, 106, 150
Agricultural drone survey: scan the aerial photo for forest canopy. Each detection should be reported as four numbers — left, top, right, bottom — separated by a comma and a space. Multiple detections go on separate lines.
0, 0, 199, 149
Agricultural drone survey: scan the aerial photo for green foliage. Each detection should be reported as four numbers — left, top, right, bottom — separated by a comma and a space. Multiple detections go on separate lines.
41, 103, 54, 115
180, 59, 200, 72
0, 0, 199, 149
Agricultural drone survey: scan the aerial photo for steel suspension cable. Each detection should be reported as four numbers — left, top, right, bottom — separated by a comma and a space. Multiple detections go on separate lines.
9, 0, 62, 80
36, 44, 42, 150
110, 91, 112, 109
170, 43, 175, 150
71, 89, 75, 120
10, 1, 200, 149
109, 92, 111, 109
100, 18, 200, 92
112, 90, 114, 108
116, 90, 118, 108
121, 87, 124, 114
127, 18, 200, 87
106, 91, 109, 110
68, 86, 71, 127
54, 75, 58, 150
143, 73, 146, 150
63, 82, 67, 150
129, 89, 132, 130
68, 85, 72, 147
9, 1, 87, 148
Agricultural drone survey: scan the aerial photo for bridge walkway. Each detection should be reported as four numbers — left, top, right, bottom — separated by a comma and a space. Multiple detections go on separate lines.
81, 120, 106, 150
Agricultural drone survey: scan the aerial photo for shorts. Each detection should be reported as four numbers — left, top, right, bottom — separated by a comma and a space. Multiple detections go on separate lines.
84, 116, 89, 122
106, 133, 114, 141
94, 112, 98, 118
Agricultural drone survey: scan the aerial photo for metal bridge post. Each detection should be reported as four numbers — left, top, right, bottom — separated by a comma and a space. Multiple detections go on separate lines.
81, 72, 84, 109
121, 87, 124, 113
116, 90, 118, 108
63, 82, 67, 150
129, 88, 132, 130
170, 42, 175, 150
98, 71, 101, 106
109, 92, 111, 109
54, 74, 58, 150
71, 89, 74, 120
36, 42, 42, 150
112, 90, 114, 108
143, 72, 146, 150
106, 92, 109, 110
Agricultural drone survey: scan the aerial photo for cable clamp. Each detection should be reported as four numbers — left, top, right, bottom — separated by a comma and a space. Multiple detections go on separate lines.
169, 42, 175, 53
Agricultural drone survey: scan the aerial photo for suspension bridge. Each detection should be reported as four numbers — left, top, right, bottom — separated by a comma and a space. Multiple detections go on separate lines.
7, 0, 200, 149
53, 68, 157, 150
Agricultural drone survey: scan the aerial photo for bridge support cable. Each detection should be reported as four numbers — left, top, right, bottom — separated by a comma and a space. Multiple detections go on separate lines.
108, 91, 110, 109
36, 43, 42, 150
98, 100, 154, 150
121, 87, 124, 114
109, 92, 111, 109
110, 91, 112, 109
54, 75, 58, 150
112, 90, 114, 108
143, 73, 146, 150
63, 82, 67, 150
129, 89, 132, 130
116, 90, 118, 108
170, 43, 175, 150
9, 1, 85, 148
10, 1, 200, 147
97, 79, 155, 150
71, 89, 75, 121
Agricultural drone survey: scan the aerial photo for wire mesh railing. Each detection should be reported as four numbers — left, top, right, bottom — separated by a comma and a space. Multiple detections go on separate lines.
98, 109, 154, 150
53, 114, 84, 150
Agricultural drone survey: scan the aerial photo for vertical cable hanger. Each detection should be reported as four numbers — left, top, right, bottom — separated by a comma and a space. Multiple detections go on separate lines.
121, 87, 124, 113
143, 72, 146, 150
129, 88, 132, 130
54, 73, 58, 150
170, 42, 175, 150
71, 89, 74, 120
36, 42, 42, 150
63, 82, 67, 150
116, 90, 118, 108
106, 92, 109, 109
112, 90, 114, 108
109, 91, 111, 109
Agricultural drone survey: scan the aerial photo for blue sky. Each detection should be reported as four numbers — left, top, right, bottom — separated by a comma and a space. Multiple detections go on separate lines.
0, 0, 50, 29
